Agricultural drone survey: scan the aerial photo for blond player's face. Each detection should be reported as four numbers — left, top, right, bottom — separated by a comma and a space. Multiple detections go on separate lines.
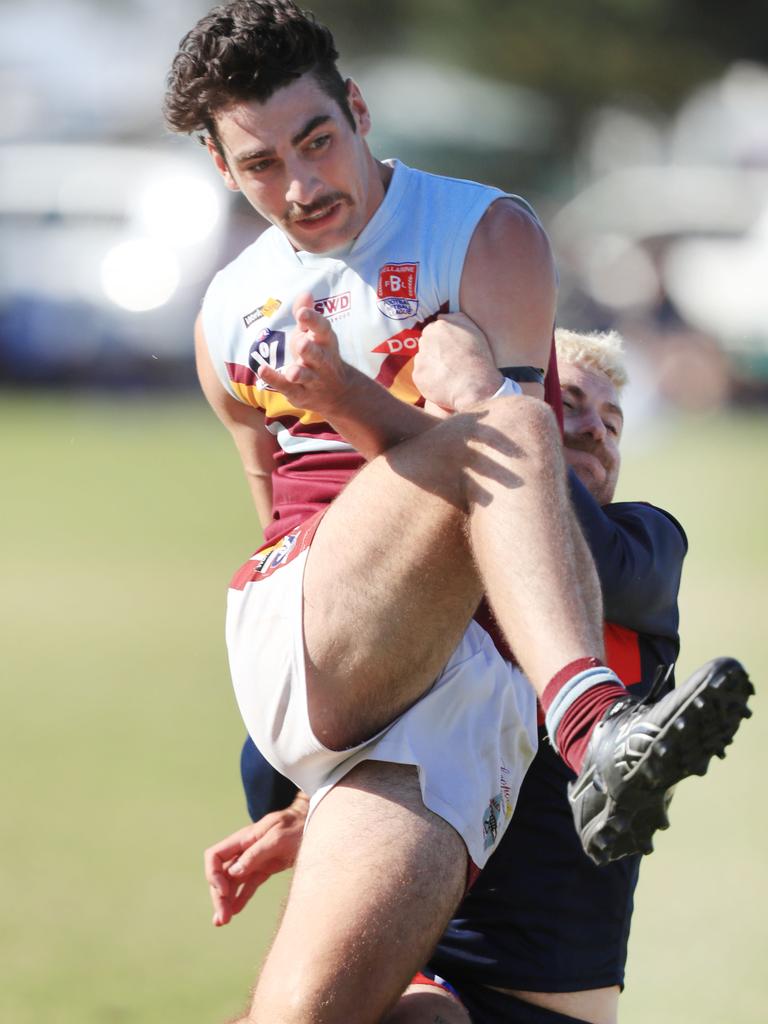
560, 361, 623, 506
208, 74, 379, 254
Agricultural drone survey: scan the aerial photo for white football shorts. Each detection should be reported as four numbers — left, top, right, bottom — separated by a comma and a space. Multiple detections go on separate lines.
226, 511, 538, 869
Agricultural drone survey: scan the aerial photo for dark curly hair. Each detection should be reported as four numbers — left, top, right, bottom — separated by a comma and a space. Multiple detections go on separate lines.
163, 0, 354, 149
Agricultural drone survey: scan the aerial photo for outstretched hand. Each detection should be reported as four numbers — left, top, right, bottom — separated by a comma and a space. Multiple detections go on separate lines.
257, 293, 352, 417
204, 796, 308, 927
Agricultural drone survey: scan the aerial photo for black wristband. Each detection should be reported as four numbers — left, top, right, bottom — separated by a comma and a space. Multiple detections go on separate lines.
499, 365, 546, 385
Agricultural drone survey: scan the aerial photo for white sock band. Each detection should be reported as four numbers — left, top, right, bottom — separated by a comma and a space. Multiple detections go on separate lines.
544, 666, 622, 750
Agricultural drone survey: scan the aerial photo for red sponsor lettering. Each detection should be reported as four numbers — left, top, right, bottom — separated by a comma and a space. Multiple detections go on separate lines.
377, 263, 418, 300
372, 328, 421, 355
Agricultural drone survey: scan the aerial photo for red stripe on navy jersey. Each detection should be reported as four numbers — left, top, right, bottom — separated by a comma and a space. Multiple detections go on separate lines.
604, 622, 643, 687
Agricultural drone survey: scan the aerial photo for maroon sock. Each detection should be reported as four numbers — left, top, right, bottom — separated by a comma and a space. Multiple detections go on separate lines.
540, 657, 628, 774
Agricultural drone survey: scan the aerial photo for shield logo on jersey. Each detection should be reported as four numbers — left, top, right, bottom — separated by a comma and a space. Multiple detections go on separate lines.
248, 328, 286, 389
377, 262, 419, 320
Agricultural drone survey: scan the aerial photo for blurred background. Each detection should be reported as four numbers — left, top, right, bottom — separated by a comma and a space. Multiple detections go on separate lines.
1, 1, 766, 1022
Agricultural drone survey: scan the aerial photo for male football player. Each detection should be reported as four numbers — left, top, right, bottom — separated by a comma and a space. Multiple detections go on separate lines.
164, 4, 751, 1019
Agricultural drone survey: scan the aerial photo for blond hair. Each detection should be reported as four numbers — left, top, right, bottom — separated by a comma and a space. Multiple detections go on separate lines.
554, 328, 628, 392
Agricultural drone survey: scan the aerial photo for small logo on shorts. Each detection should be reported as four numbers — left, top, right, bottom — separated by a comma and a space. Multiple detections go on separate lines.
255, 531, 300, 574
243, 297, 282, 327
482, 794, 502, 850
482, 772, 515, 851
377, 262, 418, 320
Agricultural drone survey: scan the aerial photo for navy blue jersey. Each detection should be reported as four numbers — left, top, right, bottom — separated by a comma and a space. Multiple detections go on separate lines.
239, 470, 687, 992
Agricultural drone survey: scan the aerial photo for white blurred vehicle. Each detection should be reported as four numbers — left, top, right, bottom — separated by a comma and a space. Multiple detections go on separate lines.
0, 142, 229, 382
551, 63, 768, 362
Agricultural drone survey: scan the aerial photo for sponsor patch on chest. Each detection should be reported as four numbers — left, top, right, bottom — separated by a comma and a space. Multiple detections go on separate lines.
243, 297, 282, 327
314, 291, 352, 319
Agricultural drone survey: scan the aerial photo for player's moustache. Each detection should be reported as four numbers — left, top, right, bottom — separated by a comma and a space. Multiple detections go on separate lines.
563, 432, 610, 469
284, 192, 352, 224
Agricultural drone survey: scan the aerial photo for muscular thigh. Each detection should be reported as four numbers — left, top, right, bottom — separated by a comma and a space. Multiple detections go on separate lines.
252, 762, 468, 1024
303, 425, 484, 748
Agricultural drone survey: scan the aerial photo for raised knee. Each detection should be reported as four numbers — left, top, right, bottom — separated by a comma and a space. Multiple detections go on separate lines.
252, 966, 375, 1024
473, 394, 560, 456
250, 981, 324, 1024
481, 392, 555, 433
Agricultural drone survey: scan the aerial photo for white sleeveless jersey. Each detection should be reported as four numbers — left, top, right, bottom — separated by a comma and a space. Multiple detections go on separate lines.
202, 160, 529, 463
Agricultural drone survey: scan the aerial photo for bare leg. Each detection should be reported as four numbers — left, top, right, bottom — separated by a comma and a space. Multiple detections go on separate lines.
249, 763, 467, 1024
382, 985, 471, 1024
303, 396, 603, 749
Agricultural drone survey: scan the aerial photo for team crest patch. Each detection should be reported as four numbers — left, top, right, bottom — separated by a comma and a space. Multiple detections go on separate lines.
377, 262, 419, 320
314, 291, 351, 319
243, 297, 282, 327
248, 328, 286, 389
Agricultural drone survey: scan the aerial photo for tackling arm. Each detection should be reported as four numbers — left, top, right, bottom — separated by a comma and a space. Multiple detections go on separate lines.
570, 472, 688, 637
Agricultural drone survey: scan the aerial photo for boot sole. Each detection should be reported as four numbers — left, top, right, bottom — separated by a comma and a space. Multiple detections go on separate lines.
576, 658, 754, 864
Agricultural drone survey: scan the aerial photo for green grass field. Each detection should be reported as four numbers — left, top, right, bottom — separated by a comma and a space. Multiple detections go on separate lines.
1, 393, 765, 1023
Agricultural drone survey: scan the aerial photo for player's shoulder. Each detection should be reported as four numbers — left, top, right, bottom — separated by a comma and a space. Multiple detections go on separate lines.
607, 500, 689, 553
463, 191, 552, 290
396, 159, 539, 224
473, 193, 547, 250
394, 160, 507, 213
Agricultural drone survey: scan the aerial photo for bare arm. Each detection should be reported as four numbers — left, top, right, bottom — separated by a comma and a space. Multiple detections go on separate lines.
413, 200, 556, 412
195, 315, 277, 527
460, 199, 556, 400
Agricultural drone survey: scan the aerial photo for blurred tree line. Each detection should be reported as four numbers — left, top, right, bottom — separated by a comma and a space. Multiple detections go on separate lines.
315, 0, 767, 107
282, 0, 766, 198
313, 0, 767, 131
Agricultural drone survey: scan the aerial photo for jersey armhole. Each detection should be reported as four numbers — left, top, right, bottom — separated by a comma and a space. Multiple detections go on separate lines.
448, 193, 540, 312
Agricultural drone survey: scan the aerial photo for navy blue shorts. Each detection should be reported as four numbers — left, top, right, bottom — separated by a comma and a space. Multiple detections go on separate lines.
428, 727, 642, 992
